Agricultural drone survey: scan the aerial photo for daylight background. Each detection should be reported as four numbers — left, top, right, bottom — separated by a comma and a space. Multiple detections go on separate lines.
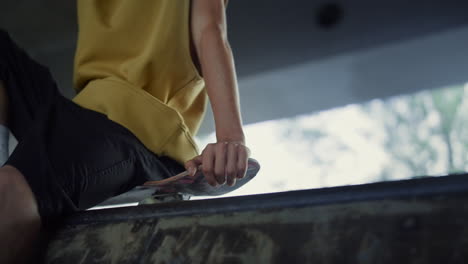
195, 83, 468, 198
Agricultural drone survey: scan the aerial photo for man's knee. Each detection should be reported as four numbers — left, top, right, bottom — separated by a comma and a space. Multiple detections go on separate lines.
0, 165, 42, 263
0, 165, 40, 218
0, 165, 33, 195
0, 166, 18, 194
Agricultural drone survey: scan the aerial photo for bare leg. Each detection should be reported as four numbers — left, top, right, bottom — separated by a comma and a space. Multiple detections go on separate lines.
0, 165, 41, 263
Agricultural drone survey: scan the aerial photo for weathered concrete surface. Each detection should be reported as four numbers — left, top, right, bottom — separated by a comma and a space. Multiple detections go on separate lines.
46, 175, 468, 264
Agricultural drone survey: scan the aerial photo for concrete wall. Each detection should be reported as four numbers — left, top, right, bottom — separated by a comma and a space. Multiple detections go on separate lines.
46, 175, 468, 263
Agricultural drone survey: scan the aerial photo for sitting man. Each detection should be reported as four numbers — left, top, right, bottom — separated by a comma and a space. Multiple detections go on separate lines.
0, 0, 250, 262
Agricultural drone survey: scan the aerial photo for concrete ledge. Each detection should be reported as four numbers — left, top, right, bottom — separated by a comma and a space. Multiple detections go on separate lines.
46, 175, 468, 263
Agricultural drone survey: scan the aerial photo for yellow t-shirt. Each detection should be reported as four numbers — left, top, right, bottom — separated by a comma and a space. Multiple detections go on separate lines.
72, 0, 206, 164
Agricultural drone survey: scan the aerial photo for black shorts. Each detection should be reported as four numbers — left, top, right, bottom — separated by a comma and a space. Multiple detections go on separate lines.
0, 30, 185, 226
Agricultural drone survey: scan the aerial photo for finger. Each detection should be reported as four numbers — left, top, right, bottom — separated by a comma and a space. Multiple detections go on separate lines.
185, 155, 202, 177
226, 143, 238, 186
237, 146, 248, 179
202, 144, 217, 186
214, 142, 227, 185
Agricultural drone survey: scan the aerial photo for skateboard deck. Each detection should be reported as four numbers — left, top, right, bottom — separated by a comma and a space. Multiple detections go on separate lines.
97, 158, 261, 206
143, 158, 260, 196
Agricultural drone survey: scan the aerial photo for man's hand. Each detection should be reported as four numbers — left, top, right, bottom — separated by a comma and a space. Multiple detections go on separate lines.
185, 141, 250, 187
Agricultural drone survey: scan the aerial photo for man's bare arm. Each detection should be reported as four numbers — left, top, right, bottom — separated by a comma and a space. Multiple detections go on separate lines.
185, 0, 249, 187
192, 0, 241, 142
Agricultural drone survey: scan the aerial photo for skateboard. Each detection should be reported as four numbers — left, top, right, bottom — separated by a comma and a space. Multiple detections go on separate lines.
98, 158, 261, 206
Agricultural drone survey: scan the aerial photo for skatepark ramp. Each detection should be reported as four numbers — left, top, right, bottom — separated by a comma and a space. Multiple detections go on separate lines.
45, 175, 468, 263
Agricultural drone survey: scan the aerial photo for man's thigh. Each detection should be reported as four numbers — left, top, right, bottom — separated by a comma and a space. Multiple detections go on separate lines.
0, 29, 60, 141
5, 95, 177, 224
